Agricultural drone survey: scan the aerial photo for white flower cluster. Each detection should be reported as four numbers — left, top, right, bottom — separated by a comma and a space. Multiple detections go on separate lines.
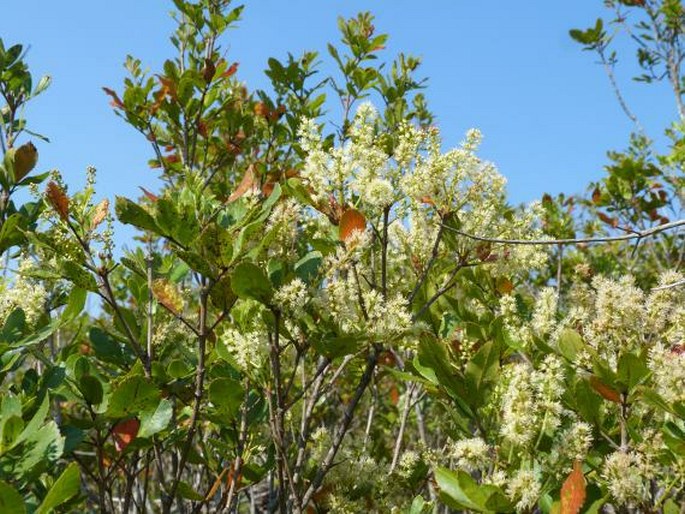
267, 198, 302, 256
449, 437, 491, 472
531, 287, 558, 336
298, 104, 397, 212
500, 355, 565, 447
602, 451, 650, 507
220, 327, 267, 372
584, 275, 645, 362
648, 343, 685, 404
0, 259, 48, 326
363, 290, 412, 342
506, 468, 541, 513
274, 278, 309, 316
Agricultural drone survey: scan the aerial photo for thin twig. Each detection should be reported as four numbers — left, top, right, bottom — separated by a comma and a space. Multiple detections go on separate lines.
442, 218, 685, 246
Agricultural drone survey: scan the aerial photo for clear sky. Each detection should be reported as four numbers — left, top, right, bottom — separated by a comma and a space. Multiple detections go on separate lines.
0, 1, 676, 220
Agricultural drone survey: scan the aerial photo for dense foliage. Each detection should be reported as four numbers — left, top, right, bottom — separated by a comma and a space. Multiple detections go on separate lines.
1, 1, 685, 512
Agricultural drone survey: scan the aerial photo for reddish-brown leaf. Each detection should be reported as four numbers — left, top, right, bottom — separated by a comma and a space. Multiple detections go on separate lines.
225, 467, 242, 491
591, 187, 602, 205
597, 212, 618, 228
222, 62, 239, 78
228, 165, 260, 202
261, 181, 276, 197
112, 418, 140, 453
139, 187, 159, 202
590, 376, 621, 403
670, 344, 685, 355
102, 87, 124, 109
203, 58, 216, 83
389, 385, 400, 405
46, 181, 69, 221
197, 120, 209, 138
560, 461, 586, 514
496, 277, 514, 295
254, 102, 269, 118
205, 468, 229, 500
339, 208, 366, 242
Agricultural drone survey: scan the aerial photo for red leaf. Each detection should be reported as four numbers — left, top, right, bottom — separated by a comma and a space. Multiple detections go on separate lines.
112, 418, 140, 453
339, 208, 366, 242
139, 187, 159, 202
222, 62, 239, 78
102, 87, 124, 109
597, 212, 618, 228
591, 187, 602, 205
560, 461, 586, 514
590, 376, 621, 403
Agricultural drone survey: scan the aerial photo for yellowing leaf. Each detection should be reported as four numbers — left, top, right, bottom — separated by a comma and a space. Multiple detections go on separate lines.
91, 198, 109, 229
152, 279, 183, 315
46, 181, 69, 221
560, 461, 586, 514
13, 142, 38, 181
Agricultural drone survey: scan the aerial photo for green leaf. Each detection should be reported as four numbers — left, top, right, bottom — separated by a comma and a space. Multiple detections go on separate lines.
617, 352, 649, 392
557, 329, 584, 362
0, 416, 24, 452
17, 421, 65, 476
138, 399, 173, 438
115, 196, 159, 232
35, 463, 80, 514
312, 335, 360, 359
2, 309, 26, 343
107, 376, 160, 418
60, 261, 98, 292
230, 262, 273, 303
89, 328, 131, 367
435, 468, 512, 513
208, 378, 243, 420
0, 481, 25, 514
13, 394, 49, 449
79, 375, 104, 405
62, 288, 87, 322
408, 495, 432, 514
465, 341, 499, 405
177, 480, 204, 501
294, 251, 322, 283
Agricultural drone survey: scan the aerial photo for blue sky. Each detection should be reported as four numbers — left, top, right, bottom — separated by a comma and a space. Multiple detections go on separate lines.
1, 1, 675, 218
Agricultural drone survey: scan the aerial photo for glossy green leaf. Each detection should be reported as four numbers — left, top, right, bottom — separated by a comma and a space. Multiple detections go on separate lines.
0, 481, 25, 514
35, 463, 80, 514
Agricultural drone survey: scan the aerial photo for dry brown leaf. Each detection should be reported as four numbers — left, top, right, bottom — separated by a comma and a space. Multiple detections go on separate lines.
228, 164, 260, 202
46, 181, 69, 221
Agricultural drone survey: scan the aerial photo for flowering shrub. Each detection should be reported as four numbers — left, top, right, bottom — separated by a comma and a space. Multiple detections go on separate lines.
1, 1, 685, 513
